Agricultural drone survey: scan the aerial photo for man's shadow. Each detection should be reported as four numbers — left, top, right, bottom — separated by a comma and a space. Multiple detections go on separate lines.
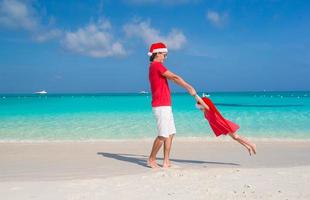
97, 152, 239, 168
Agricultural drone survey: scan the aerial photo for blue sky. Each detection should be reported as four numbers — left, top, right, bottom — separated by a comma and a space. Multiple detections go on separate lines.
0, 0, 309, 93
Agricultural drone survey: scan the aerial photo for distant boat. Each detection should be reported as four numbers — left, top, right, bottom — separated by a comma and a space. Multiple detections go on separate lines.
139, 91, 148, 94
35, 90, 47, 94
202, 92, 210, 97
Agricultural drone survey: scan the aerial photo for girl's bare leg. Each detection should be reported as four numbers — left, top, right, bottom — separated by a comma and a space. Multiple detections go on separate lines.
229, 133, 257, 155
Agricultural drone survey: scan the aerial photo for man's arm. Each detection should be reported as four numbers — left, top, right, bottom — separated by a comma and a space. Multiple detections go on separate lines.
163, 70, 210, 110
162, 70, 196, 96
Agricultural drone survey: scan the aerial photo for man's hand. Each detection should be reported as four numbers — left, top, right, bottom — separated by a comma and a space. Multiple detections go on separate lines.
194, 95, 210, 110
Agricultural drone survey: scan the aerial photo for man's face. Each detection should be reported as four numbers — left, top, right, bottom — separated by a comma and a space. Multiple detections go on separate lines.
156, 52, 167, 62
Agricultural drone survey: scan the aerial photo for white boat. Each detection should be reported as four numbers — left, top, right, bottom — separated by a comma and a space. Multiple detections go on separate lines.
139, 91, 148, 94
35, 90, 47, 94
202, 92, 210, 97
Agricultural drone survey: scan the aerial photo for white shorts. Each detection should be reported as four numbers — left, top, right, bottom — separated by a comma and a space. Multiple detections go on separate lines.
152, 106, 176, 138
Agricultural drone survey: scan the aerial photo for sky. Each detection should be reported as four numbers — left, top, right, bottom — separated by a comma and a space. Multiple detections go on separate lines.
0, 0, 309, 93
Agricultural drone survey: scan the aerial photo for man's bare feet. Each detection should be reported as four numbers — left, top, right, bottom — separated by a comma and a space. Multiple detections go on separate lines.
147, 158, 160, 168
162, 160, 171, 168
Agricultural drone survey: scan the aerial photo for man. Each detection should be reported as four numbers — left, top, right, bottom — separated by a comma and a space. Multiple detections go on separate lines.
147, 42, 197, 168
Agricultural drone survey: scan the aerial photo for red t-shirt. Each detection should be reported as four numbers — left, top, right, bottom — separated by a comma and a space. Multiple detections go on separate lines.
149, 61, 171, 107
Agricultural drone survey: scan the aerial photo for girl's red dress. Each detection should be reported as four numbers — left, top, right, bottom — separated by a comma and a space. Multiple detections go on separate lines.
201, 97, 239, 137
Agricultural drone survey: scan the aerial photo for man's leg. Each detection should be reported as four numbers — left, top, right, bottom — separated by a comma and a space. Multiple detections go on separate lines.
163, 134, 174, 168
148, 136, 166, 168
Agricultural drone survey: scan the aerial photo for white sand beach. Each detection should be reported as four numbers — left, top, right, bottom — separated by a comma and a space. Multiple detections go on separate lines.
1, 139, 310, 199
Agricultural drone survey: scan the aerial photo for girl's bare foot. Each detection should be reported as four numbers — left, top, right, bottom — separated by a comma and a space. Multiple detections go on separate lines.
251, 144, 257, 155
246, 146, 252, 156
147, 158, 160, 168
241, 143, 252, 156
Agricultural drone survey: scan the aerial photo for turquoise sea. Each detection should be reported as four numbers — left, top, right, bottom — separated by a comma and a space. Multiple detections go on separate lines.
0, 91, 309, 141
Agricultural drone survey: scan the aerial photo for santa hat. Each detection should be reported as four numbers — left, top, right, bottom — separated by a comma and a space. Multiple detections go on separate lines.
147, 42, 168, 56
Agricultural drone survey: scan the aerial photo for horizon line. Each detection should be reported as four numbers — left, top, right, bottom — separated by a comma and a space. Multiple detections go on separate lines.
0, 90, 309, 95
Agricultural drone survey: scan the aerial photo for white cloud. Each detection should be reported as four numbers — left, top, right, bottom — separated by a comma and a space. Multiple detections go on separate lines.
0, 0, 38, 30
33, 29, 63, 42
62, 19, 126, 58
0, 1, 125, 58
206, 10, 228, 28
0, 0, 61, 41
124, 20, 186, 50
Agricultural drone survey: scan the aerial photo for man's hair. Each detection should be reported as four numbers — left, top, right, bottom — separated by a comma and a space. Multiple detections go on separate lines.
149, 53, 157, 62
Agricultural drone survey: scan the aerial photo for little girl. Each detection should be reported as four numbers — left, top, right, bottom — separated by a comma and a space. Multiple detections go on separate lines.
195, 94, 257, 156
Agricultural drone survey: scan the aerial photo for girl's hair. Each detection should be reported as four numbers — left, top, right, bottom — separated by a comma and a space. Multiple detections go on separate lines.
149, 53, 157, 62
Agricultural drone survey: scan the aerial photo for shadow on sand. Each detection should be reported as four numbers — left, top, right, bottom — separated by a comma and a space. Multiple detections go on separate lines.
97, 152, 239, 168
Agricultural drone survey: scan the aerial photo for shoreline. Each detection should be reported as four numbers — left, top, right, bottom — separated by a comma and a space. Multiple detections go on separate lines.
1, 140, 310, 180
1, 136, 310, 143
